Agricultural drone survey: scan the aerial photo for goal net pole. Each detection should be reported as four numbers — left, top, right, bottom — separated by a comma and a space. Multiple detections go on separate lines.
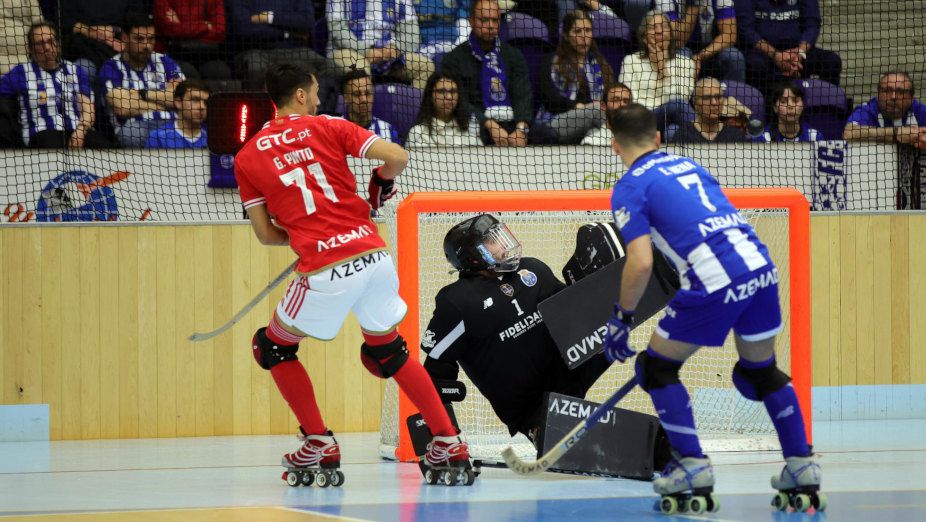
393, 189, 811, 462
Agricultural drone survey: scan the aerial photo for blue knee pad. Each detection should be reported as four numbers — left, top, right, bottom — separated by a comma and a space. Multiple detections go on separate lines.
634, 349, 683, 392
732, 359, 791, 401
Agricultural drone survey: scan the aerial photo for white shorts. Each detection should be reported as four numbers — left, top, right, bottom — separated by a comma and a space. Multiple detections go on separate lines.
275, 250, 407, 340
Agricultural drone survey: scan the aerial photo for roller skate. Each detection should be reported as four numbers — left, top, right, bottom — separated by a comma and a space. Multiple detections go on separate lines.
653, 454, 720, 515
771, 454, 826, 512
418, 433, 477, 486
281, 430, 345, 488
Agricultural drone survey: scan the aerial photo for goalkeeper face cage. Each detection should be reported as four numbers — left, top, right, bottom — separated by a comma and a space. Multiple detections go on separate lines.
476, 222, 522, 272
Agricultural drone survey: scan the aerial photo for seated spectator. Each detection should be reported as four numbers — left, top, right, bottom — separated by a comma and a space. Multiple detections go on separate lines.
416, 0, 471, 61
656, 0, 744, 83
1, 0, 42, 76
754, 81, 822, 142
538, 10, 615, 144
0, 22, 110, 149
328, 0, 434, 90
440, 0, 558, 146
556, 1, 651, 36
672, 77, 746, 142
342, 69, 401, 143
153, 0, 233, 82
619, 10, 696, 140
145, 79, 210, 148
59, 0, 146, 77
582, 81, 633, 145
407, 72, 483, 146
736, 0, 841, 92
843, 72, 926, 149
228, 0, 332, 89
100, 14, 185, 148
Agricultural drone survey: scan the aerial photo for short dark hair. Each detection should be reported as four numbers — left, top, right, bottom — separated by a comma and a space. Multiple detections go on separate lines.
264, 63, 316, 107
341, 68, 371, 94
607, 102, 657, 147
121, 13, 155, 36
26, 21, 57, 48
174, 79, 210, 100
602, 82, 631, 104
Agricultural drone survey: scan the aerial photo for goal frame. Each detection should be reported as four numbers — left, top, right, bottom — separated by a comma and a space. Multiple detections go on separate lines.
392, 189, 811, 462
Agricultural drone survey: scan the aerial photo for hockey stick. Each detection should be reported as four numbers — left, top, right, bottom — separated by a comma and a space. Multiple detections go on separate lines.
188, 260, 298, 342
501, 376, 638, 476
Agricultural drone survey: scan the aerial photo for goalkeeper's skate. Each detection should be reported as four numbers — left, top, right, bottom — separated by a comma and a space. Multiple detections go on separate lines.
653, 454, 719, 515
771, 454, 826, 512
418, 433, 477, 486
281, 430, 344, 488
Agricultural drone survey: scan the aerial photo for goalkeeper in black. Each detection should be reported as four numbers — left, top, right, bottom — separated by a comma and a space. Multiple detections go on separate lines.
421, 214, 610, 443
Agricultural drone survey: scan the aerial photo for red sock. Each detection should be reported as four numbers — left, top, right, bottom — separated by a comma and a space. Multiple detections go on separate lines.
266, 316, 326, 435
363, 330, 457, 437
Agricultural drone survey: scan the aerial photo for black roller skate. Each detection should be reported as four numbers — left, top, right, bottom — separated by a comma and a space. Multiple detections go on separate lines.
653, 454, 720, 515
771, 454, 826, 512
418, 433, 477, 486
281, 430, 344, 488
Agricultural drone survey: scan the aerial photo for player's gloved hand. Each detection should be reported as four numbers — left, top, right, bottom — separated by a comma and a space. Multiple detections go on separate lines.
603, 305, 636, 363
368, 167, 397, 210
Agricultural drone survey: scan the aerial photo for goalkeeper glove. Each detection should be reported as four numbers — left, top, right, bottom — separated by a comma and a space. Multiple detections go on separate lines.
368, 167, 397, 210
603, 305, 636, 363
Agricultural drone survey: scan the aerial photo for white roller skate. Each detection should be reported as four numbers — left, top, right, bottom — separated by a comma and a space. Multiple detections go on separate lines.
653, 454, 720, 515
418, 433, 477, 486
771, 454, 826, 512
281, 430, 344, 488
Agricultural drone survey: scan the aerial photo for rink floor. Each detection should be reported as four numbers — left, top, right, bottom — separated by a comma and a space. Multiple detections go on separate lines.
1, 419, 925, 521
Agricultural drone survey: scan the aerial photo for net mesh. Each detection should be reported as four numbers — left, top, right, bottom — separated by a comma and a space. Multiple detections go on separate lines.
379, 207, 791, 461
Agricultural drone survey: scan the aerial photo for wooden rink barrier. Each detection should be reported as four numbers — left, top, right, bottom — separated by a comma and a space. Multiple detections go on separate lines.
0, 213, 925, 440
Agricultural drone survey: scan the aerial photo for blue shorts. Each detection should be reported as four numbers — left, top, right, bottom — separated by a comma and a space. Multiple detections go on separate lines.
655, 267, 783, 347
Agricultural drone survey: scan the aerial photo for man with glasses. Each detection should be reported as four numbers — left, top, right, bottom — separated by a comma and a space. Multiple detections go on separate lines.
582, 82, 633, 146
671, 77, 746, 143
844, 72, 926, 149
0, 22, 110, 149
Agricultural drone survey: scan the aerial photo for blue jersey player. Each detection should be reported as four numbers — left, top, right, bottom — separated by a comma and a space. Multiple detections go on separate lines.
602, 103, 825, 514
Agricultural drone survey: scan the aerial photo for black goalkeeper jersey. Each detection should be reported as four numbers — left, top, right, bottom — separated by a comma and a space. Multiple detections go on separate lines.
421, 257, 569, 434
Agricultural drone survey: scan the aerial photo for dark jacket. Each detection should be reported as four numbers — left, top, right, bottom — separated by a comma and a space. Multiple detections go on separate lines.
227, 0, 315, 47
537, 53, 598, 115
735, 0, 821, 50
440, 40, 534, 125
672, 121, 747, 143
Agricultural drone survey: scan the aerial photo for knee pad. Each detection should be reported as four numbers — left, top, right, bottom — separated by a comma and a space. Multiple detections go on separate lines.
251, 327, 299, 370
360, 335, 409, 378
634, 350, 682, 392
732, 360, 791, 401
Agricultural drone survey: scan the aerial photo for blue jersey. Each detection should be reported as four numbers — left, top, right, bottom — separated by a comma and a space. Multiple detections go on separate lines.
846, 97, 926, 128
0, 60, 93, 144
611, 150, 773, 295
145, 122, 208, 148
99, 52, 184, 126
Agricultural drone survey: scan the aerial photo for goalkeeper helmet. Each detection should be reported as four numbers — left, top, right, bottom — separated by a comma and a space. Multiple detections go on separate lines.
444, 214, 522, 274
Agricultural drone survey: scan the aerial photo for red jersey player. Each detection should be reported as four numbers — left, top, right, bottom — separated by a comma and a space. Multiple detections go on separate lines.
235, 63, 475, 487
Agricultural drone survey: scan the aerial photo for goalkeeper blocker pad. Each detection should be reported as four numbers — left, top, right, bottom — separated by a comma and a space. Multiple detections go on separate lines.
541, 223, 680, 369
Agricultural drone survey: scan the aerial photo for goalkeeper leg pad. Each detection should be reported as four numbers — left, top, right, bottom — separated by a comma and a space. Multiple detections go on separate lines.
252, 327, 299, 370
360, 336, 409, 378
635, 349, 683, 392
732, 359, 791, 401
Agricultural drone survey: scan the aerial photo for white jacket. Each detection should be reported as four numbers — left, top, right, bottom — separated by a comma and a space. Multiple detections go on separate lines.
617, 53, 695, 110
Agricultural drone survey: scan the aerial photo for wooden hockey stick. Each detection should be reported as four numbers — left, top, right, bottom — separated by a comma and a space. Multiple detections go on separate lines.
501, 376, 638, 475
188, 260, 297, 342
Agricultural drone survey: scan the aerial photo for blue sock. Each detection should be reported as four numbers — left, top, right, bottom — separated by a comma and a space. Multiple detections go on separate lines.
740, 357, 811, 458
645, 348, 704, 459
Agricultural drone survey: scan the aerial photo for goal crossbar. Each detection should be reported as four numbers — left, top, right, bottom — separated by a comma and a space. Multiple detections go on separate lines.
393, 189, 811, 462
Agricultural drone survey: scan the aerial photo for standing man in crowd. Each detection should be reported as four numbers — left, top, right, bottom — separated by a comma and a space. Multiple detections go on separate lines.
235, 63, 475, 486
145, 79, 210, 148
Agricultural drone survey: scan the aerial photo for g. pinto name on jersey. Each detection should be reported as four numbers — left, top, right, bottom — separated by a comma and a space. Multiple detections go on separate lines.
498, 311, 544, 341
318, 224, 375, 251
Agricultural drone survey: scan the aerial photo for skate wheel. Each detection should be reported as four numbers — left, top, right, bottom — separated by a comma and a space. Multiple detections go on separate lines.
316, 472, 330, 488
793, 493, 811, 512
707, 494, 720, 513
330, 471, 345, 487
463, 469, 476, 486
688, 496, 707, 514
772, 492, 789, 511
442, 470, 458, 486
425, 469, 438, 485
659, 496, 678, 515
814, 492, 828, 511
301, 472, 314, 486
284, 471, 300, 487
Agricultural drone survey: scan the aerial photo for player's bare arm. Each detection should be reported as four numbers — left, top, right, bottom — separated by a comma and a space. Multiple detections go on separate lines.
365, 139, 408, 179
619, 235, 654, 312
245, 204, 290, 246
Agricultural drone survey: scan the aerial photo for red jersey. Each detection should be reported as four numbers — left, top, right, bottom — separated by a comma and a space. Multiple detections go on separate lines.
235, 114, 386, 274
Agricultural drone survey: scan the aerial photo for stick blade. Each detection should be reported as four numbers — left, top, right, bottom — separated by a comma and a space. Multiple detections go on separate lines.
501, 446, 547, 476
188, 331, 220, 342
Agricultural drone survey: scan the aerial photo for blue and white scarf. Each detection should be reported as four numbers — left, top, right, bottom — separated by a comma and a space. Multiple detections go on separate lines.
469, 33, 512, 116
550, 54, 605, 102
347, 0, 405, 74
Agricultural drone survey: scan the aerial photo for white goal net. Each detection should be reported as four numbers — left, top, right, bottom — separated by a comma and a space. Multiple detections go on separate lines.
380, 207, 793, 462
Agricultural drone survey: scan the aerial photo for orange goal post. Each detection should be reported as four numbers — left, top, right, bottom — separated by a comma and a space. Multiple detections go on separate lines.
384, 189, 811, 462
